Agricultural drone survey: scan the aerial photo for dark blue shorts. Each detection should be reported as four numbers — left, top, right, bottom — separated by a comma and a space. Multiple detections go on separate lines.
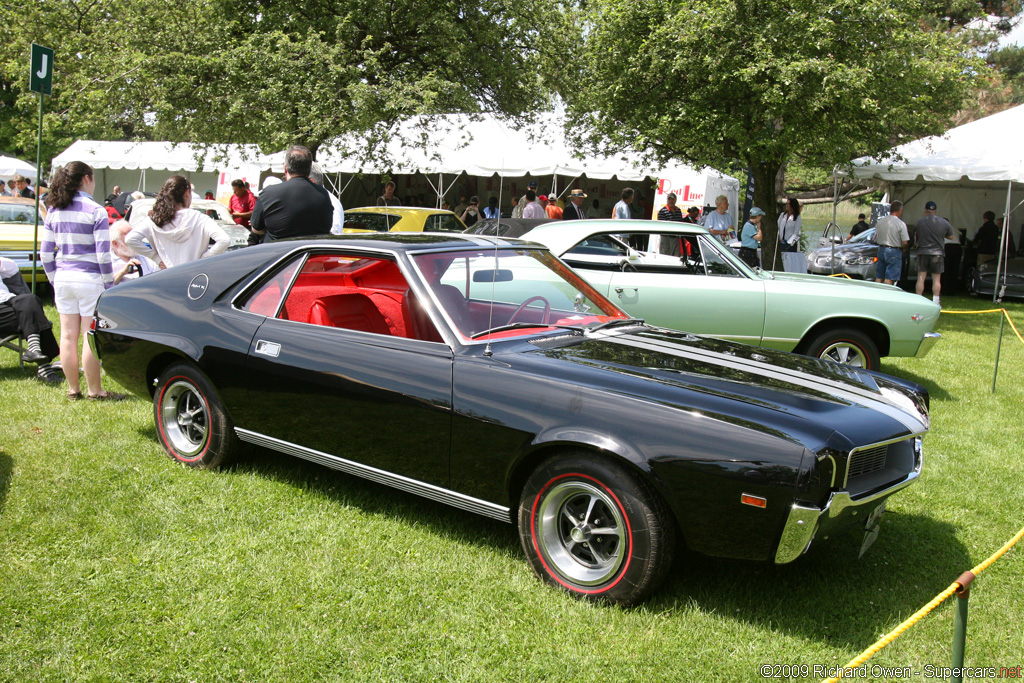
875, 246, 903, 281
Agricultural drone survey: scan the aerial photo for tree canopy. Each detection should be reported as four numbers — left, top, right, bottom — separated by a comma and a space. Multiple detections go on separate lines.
0, 0, 569, 165
566, 0, 982, 262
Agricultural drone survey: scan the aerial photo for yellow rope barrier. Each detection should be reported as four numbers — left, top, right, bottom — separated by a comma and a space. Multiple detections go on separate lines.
941, 308, 1024, 346
822, 524, 1024, 682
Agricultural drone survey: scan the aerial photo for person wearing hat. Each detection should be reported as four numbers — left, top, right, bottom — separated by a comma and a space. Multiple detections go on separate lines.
513, 180, 539, 218
563, 189, 587, 220
914, 200, 955, 304
738, 207, 764, 269
682, 206, 701, 224
545, 194, 563, 219
848, 212, 870, 241
657, 193, 684, 222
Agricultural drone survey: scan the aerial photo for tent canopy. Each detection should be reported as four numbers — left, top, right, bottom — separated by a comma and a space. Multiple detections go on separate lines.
267, 113, 726, 183
839, 105, 1024, 238
0, 155, 37, 179
52, 140, 271, 174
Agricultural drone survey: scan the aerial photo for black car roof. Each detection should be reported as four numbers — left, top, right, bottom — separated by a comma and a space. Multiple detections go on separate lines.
259, 231, 540, 253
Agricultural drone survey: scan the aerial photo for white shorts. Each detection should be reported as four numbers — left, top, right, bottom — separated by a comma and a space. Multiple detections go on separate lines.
54, 281, 105, 317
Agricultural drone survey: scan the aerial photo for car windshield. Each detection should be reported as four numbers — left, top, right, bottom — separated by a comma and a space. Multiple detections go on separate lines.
850, 228, 876, 244
412, 248, 630, 340
0, 203, 41, 224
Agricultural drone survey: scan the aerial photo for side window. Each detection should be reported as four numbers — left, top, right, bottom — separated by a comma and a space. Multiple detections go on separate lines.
698, 237, 742, 277
240, 258, 302, 316
342, 213, 394, 232
249, 252, 443, 342
425, 214, 464, 233
565, 234, 629, 257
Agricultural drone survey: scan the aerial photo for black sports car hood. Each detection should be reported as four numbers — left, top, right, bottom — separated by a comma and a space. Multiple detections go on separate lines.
522, 327, 929, 447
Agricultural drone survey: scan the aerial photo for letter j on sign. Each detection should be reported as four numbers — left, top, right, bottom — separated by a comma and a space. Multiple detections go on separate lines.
30, 44, 54, 95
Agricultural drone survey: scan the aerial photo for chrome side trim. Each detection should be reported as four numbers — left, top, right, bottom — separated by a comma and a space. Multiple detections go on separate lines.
914, 332, 941, 358
235, 429, 512, 523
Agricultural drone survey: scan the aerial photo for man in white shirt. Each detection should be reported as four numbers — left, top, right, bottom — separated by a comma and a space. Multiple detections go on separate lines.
613, 188, 634, 219
522, 190, 546, 219
704, 195, 735, 243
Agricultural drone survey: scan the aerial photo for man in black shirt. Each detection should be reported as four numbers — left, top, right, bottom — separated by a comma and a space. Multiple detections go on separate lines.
681, 206, 700, 224
848, 213, 870, 241
973, 211, 1000, 265
250, 145, 333, 243
656, 193, 684, 222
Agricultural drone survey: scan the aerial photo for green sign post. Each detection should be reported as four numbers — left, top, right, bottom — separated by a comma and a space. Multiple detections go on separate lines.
29, 44, 53, 294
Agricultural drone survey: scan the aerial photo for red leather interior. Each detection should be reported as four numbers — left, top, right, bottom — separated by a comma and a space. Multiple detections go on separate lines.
279, 256, 436, 340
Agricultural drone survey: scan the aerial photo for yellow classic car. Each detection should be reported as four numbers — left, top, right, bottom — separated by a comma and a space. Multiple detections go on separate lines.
342, 206, 467, 234
0, 196, 48, 285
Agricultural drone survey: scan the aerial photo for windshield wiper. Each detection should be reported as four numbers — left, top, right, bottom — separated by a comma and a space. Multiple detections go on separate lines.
470, 322, 585, 339
586, 318, 646, 334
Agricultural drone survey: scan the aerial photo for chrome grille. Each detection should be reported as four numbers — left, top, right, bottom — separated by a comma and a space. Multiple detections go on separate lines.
848, 444, 888, 478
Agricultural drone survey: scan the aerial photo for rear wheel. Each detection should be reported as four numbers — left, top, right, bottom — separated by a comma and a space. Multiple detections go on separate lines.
154, 362, 240, 468
803, 327, 880, 370
518, 453, 674, 606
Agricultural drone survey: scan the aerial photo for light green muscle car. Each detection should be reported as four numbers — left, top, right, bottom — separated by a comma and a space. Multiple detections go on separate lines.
519, 220, 940, 369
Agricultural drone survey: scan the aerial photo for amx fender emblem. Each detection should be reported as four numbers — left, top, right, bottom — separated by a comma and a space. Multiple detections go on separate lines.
187, 274, 210, 300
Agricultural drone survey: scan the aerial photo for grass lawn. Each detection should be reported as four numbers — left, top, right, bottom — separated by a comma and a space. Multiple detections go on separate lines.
1, 294, 1022, 682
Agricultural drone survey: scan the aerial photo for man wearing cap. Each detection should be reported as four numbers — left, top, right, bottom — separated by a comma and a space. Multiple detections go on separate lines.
914, 200, 955, 304
545, 195, 563, 219
682, 206, 700, 224
738, 208, 764, 268
563, 189, 587, 220
657, 193, 684, 222
513, 180, 539, 218
874, 201, 909, 285
848, 213, 870, 241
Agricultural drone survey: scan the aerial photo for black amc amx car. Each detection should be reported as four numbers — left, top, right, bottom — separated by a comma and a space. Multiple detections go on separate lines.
91, 233, 929, 605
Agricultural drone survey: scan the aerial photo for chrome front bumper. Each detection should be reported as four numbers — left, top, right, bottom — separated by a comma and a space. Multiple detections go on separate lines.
914, 332, 941, 359
774, 442, 923, 564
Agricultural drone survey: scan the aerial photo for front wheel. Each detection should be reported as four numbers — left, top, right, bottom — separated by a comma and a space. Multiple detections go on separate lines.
518, 453, 674, 606
803, 327, 880, 370
154, 362, 240, 468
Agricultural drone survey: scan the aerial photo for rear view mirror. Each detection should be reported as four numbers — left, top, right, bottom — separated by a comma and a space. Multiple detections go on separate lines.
473, 269, 514, 283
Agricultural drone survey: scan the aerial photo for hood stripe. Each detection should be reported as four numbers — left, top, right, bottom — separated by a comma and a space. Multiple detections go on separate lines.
608, 333, 926, 433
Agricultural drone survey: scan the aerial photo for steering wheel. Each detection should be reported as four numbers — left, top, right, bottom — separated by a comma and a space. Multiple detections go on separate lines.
509, 296, 551, 325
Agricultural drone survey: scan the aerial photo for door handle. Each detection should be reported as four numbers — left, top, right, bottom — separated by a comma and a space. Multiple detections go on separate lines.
255, 339, 281, 357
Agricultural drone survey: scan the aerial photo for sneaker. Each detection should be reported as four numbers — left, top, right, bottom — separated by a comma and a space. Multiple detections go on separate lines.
36, 372, 64, 384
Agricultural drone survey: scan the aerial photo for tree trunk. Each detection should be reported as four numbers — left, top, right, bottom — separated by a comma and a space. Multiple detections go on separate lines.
750, 159, 784, 271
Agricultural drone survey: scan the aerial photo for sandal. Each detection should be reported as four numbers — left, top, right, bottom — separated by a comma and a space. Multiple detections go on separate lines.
85, 389, 126, 401
67, 391, 83, 401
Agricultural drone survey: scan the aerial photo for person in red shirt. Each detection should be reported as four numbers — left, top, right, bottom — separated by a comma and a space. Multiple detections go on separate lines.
229, 179, 255, 229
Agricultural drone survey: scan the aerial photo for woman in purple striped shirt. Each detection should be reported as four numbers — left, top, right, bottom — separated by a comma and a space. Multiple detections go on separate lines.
41, 161, 124, 401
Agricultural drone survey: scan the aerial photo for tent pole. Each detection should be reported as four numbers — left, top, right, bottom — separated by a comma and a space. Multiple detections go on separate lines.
994, 180, 1012, 302
832, 173, 839, 225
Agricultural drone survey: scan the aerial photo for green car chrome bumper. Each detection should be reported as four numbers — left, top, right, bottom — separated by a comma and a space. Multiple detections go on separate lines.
914, 332, 941, 358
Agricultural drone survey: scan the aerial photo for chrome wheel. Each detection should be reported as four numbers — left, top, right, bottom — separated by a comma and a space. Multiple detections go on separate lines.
160, 380, 210, 457
536, 481, 626, 586
818, 341, 868, 367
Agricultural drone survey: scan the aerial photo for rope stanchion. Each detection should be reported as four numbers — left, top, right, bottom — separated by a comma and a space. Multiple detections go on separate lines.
821, 523, 1024, 682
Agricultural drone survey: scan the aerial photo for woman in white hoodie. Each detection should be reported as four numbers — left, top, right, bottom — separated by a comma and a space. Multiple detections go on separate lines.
125, 175, 229, 268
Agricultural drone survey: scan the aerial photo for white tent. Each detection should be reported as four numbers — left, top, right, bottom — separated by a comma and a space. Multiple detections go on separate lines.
841, 105, 1024, 238
265, 113, 738, 213
0, 155, 37, 180
52, 141, 273, 202
840, 105, 1024, 300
